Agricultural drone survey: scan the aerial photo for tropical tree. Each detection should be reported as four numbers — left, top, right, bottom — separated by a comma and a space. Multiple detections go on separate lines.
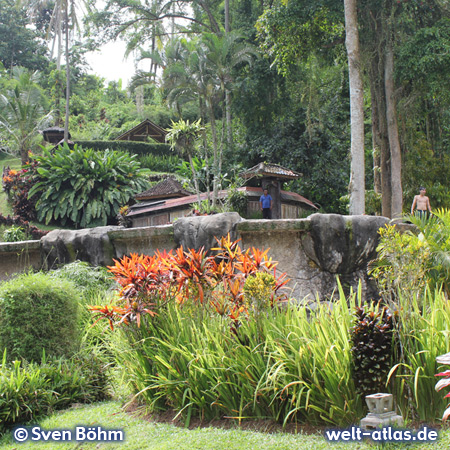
166, 118, 204, 205
0, 68, 52, 164
163, 38, 219, 203
344, 0, 365, 214
0, 0, 48, 71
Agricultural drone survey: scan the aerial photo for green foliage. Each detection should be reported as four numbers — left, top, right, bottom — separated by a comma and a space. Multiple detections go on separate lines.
0, 67, 51, 163
371, 210, 450, 301
73, 140, 171, 156
49, 261, 115, 295
111, 296, 362, 427
226, 187, 247, 217
0, 273, 80, 362
0, 352, 110, 434
388, 289, 450, 422
243, 271, 276, 312
29, 143, 150, 227
137, 153, 181, 172
256, 0, 344, 75
0, 0, 48, 71
166, 118, 204, 158
350, 304, 396, 397
2, 225, 26, 242
370, 224, 429, 302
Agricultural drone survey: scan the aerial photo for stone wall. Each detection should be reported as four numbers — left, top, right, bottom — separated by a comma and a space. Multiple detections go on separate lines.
0, 213, 401, 301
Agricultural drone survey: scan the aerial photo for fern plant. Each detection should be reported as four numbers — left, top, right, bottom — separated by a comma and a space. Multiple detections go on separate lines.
29, 143, 150, 228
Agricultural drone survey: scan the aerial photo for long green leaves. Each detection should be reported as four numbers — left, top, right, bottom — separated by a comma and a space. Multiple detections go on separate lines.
111, 286, 364, 427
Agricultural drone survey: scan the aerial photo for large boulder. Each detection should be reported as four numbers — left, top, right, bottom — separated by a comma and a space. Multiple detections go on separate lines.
41, 226, 120, 268
305, 214, 389, 274
173, 212, 242, 253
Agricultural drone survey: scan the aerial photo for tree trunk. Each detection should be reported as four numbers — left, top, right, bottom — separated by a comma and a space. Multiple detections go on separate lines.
369, 61, 382, 194
188, 154, 202, 206
224, 0, 233, 155
20, 143, 29, 165
225, 0, 230, 32
208, 100, 219, 206
384, 35, 403, 218
64, 5, 70, 142
344, 0, 365, 215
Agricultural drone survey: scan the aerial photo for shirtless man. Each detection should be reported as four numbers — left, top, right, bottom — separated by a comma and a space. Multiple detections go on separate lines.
411, 187, 432, 216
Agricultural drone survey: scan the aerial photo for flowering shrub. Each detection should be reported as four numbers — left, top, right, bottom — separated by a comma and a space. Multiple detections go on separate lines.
90, 235, 289, 331
2, 161, 38, 221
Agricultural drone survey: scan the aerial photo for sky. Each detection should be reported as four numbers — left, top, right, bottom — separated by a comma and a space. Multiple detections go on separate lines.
85, 40, 137, 87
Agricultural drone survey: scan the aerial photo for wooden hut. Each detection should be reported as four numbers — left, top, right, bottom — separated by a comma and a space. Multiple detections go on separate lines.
115, 119, 167, 143
239, 163, 302, 219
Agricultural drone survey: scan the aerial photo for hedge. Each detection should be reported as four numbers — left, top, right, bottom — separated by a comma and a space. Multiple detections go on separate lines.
74, 140, 172, 156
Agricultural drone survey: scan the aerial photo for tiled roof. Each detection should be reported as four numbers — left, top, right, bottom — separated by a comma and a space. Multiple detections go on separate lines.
135, 177, 193, 200
240, 162, 301, 180
128, 187, 317, 217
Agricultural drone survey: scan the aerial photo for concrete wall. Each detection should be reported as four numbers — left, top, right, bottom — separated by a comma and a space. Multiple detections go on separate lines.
0, 240, 42, 280
0, 214, 400, 301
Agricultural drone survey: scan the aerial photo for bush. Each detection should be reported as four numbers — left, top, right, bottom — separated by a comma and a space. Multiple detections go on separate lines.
370, 209, 450, 301
29, 143, 150, 227
0, 273, 80, 362
0, 351, 110, 434
49, 261, 115, 295
0, 213, 48, 240
350, 304, 396, 397
2, 225, 26, 242
2, 162, 39, 221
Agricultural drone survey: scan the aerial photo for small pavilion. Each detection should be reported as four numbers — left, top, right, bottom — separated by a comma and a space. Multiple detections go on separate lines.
115, 119, 167, 143
240, 162, 302, 219
42, 127, 71, 144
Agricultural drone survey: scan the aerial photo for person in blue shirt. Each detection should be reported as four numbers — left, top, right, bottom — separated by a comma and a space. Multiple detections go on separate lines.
260, 188, 273, 219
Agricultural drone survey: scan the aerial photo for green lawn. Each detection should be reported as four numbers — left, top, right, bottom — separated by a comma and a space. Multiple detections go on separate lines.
0, 401, 448, 450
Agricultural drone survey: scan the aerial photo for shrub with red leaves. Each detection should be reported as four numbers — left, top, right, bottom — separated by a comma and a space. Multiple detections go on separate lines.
90, 234, 290, 331
2, 160, 39, 221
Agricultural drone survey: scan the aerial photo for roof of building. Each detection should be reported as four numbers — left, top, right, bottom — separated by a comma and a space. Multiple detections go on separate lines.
135, 177, 193, 201
240, 162, 301, 180
128, 186, 317, 218
115, 119, 167, 143
41, 127, 71, 143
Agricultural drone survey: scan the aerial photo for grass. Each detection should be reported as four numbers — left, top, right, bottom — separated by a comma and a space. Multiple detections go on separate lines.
0, 400, 449, 449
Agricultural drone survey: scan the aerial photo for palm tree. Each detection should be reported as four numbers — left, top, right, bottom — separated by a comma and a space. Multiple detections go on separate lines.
163, 34, 255, 205
163, 38, 219, 204
166, 118, 204, 205
27, 0, 84, 138
0, 68, 52, 164
201, 32, 256, 179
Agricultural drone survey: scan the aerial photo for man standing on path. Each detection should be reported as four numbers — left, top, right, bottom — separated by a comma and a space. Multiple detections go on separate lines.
411, 187, 432, 217
260, 188, 273, 219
